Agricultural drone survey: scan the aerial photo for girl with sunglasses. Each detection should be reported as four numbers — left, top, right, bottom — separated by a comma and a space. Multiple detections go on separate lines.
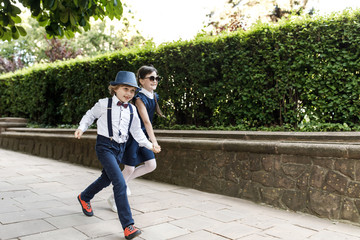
108, 65, 164, 212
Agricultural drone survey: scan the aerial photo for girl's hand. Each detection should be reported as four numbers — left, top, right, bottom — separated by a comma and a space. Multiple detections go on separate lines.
153, 144, 161, 153
74, 129, 83, 139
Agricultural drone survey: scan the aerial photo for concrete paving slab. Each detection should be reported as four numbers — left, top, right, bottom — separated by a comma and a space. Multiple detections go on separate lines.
45, 213, 103, 228
41, 204, 81, 217
140, 222, 190, 240
238, 233, 280, 240
202, 209, 243, 223
261, 223, 318, 239
171, 230, 229, 240
205, 221, 259, 239
0, 219, 56, 239
155, 207, 203, 220
0, 209, 51, 224
74, 219, 122, 238
308, 230, 360, 240
1, 148, 360, 240
19, 228, 89, 240
170, 215, 222, 231
133, 212, 173, 228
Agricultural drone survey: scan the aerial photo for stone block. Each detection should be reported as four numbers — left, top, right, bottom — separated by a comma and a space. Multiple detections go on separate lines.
13, 138, 20, 151
242, 181, 261, 202
281, 190, 307, 211
53, 143, 63, 160
282, 163, 307, 178
355, 199, 360, 214
252, 171, 274, 187
347, 181, 360, 198
198, 175, 221, 193
46, 142, 53, 159
310, 165, 327, 188
24, 139, 34, 153
355, 161, 360, 182
313, 158, 335, 169
274, 158, 282, 171
309, 188, 341, 219
249, 154, 262, 171
341, 198, 360, 222
347, 145, 360, 159
281, 154, 312, 164
224, 141, 276, 154
334, 159, 356, 180
278, 143, 348, 158
225, 163, 239, 183
262, 155, 277, 172
33, 142, 41, 155
39, 142, 48, 158
234, 151, 250, 161
296, 171, 310, 190
260, 187, 283, 207
236, 160, 251, 180
325, 170, 349, 194
274, 174, 296, 189
221, 180, 244, 197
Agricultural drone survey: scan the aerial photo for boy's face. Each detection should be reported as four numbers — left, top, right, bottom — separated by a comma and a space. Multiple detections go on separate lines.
114, 85, 137, 103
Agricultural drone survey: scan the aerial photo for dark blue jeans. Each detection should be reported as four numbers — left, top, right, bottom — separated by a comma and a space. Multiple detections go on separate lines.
81, 135, 133, 229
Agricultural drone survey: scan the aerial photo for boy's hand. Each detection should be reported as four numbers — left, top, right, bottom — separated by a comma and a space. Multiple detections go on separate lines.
152, 144, 161, 153
74, 129, 83, 139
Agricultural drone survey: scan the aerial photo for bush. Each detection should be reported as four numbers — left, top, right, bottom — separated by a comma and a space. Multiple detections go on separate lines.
1, 10, 360, 131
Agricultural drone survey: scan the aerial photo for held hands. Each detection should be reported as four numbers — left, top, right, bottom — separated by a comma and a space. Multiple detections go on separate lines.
152, 143, 161, 153
74, 129, 83, 139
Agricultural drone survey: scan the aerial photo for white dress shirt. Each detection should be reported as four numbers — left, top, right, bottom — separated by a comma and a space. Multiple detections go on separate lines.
78, 95, 153, 150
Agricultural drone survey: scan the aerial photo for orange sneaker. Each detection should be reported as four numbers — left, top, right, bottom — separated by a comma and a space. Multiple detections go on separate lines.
77, 194, 93, 216
124, 225, 141, 239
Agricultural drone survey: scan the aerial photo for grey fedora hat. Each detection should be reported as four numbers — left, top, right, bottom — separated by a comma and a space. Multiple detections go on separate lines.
110, 71, 139, 89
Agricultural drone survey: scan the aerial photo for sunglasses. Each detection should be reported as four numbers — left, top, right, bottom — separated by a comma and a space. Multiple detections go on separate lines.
144, 76, 160, 81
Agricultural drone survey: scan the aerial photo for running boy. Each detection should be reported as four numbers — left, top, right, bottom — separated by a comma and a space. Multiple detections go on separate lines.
108, 65, 164, 212
74, 71, 161, 240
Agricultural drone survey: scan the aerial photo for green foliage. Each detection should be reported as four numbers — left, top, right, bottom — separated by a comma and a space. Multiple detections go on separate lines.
1, 0, 123, 41
298, 122, 352, 132
0, 14, 147, 72
0, 0, 26, 41
1, 9, 360, 131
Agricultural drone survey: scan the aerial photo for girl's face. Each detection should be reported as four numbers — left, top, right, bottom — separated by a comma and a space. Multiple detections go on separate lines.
139, 71, 159, 92
114, 85, 137, 103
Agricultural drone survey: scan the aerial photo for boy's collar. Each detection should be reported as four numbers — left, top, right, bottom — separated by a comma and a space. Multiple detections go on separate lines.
113, 95, 128, 104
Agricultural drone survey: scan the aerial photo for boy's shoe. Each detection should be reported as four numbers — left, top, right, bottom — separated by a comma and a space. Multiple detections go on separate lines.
77, 194, 93, 216
107, 195, 117, 213
124, 225, 141, 240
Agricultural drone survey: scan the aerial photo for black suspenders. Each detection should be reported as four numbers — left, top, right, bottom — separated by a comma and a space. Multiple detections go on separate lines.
107, 98, 113, 139
107, 98, 133, 141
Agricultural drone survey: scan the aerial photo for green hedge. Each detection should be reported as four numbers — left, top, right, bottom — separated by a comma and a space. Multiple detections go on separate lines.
1, 10, 360, 129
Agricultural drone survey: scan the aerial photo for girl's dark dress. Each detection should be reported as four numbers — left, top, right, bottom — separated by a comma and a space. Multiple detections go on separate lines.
122, 92, 158, 166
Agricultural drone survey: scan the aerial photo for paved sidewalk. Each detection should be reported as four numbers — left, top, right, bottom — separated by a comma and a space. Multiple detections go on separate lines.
1, 149, 360, 240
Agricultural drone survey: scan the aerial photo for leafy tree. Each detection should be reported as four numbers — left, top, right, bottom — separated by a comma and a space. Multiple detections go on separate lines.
0, 9, 148, 73
0, 55, 24, 72
206, 0, 311, 34
70, 15, 147, 57
0, 0, 123, 41
44, 37, 82, 62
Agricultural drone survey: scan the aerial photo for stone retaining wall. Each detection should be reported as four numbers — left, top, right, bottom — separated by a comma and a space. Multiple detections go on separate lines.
1, 118, 360, 225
